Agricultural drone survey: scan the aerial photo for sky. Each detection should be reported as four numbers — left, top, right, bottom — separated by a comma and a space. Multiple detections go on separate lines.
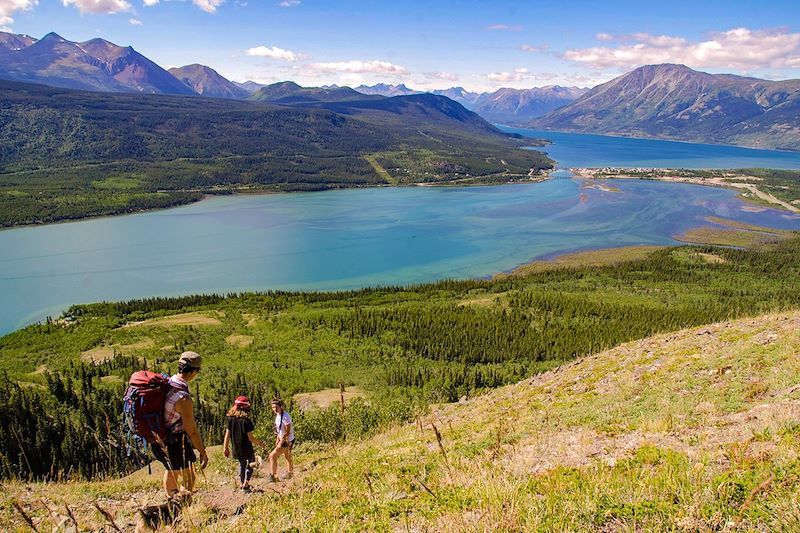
2, 0, 800, 92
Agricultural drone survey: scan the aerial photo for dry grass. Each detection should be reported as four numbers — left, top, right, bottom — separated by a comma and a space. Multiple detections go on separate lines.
696, 252, 727, 264
80, 339, 155, 363
673, 227, 786, 248
293, 386, 367, 411
498, 245, 663, 278
241, 314, 259, 327
225, 334, 254, 348
124, 312, 224, 329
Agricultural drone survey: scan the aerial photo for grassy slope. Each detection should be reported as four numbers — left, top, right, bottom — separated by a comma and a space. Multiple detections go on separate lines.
3, 311, 800, 531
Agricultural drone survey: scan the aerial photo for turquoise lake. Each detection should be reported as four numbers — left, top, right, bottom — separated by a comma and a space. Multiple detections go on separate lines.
503, 127, 800, 169
2, 129, 800, 335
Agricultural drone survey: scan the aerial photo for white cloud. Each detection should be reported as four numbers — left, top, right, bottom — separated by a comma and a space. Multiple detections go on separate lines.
425, 71, 459, 82
0, 0, 36, 26
487, 67, 529, 82
520, 43, 548, 53
565, 27, 800, 71
305, 60, 408, 76
246, 45, 303, 62
487, 23, 522, 32
595, 32, 614, 42
193, 0, 223, 13
278, 0, 299, 6
339, 73, 364, 86
62, 0, 131, 14
128, 16, 141, 24
142, 0, 157, 5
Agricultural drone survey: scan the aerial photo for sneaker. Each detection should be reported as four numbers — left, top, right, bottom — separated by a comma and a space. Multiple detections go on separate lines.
241, 485, 252, 493
283, 472, 293, 480
268, 474, 278, 483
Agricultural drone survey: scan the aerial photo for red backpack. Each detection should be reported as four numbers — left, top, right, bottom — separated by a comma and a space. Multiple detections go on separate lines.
122, 371, 174, 445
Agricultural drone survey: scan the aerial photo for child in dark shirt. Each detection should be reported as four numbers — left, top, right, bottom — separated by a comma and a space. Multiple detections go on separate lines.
223, 396, 266, 492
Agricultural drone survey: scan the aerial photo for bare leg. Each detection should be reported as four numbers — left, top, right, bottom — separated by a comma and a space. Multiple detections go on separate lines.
163, 470, 180, 498
269, 448, 279, 477
285, 447, 293, 475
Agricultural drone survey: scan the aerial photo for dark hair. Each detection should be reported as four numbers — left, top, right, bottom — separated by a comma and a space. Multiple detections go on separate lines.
178, 362, 200, 374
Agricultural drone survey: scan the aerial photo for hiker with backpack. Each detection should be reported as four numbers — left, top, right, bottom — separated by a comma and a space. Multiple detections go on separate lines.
223, 395, 267, 492
148, 351, 208, 499
268, 397, 295, 482
124, 352, 208, 499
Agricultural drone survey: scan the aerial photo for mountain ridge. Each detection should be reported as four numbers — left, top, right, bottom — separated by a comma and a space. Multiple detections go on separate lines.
169, 63, 250, 99
533, 63, 800, 150
353, 82, 589, 122
0, 31, 195, 95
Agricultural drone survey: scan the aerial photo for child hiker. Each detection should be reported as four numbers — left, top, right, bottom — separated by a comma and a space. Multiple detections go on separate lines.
268, 397, 295, 482
223, 396, 267, 492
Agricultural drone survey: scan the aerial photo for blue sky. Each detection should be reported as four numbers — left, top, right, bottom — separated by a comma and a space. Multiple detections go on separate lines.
2, 0, 800, 91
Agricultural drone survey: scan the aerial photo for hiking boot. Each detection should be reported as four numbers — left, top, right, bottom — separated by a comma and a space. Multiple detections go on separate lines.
168, 489, 192, 506
268, 474, 278, 483
241, 485, 252, 493
283, 472, 293, 480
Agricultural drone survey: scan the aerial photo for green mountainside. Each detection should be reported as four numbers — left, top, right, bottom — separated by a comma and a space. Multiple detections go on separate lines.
2, 255, 800, 529
533, 64, 800, 151
0, 79, 551, 227
0, 236, 798, 481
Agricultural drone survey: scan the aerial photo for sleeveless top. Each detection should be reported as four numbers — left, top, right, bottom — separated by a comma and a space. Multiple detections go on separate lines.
164, 375, 191, 433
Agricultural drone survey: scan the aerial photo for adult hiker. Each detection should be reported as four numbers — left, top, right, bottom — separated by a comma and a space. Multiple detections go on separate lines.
268, 398, 295, 482
151, 351, 209, 499
223, 395, 267, 492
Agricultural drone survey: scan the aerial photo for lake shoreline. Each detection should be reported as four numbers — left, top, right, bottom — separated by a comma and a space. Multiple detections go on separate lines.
526, 127, 800, 154
1, 175, 554, 231
570, 167, 800, 213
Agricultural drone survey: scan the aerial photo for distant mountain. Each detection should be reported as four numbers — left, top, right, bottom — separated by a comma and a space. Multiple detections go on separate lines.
250, 81, 381, 105
353, 83, 586, 123
169, 64, 249, 99
233, 80, 266, 93
354, 83, 418, 97
249, 81, 500, 137
0, 32, 36, 52
533, 64, 800, 151
430, 87, 481, 106
469, 86, 588, 124
0, 31, 195, 95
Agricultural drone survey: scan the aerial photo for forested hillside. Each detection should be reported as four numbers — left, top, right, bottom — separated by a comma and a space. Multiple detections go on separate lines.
0, 80, 552, 227
1, 237, 799, 481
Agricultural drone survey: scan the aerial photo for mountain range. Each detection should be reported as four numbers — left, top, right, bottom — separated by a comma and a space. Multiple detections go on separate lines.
0, 31, 587, 123
353, 83, 588, 123
0, 32, 194, 95
2, 31, 800, 150
532, 64, 800, 151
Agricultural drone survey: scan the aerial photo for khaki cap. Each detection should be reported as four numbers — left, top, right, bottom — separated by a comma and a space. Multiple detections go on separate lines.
179, 351, 202, 369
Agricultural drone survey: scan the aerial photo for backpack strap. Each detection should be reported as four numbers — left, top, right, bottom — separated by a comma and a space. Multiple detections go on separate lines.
165, 377, 190, 433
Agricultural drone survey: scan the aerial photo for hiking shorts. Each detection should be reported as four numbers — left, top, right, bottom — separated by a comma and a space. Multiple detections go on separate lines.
151, 432, 196, 471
